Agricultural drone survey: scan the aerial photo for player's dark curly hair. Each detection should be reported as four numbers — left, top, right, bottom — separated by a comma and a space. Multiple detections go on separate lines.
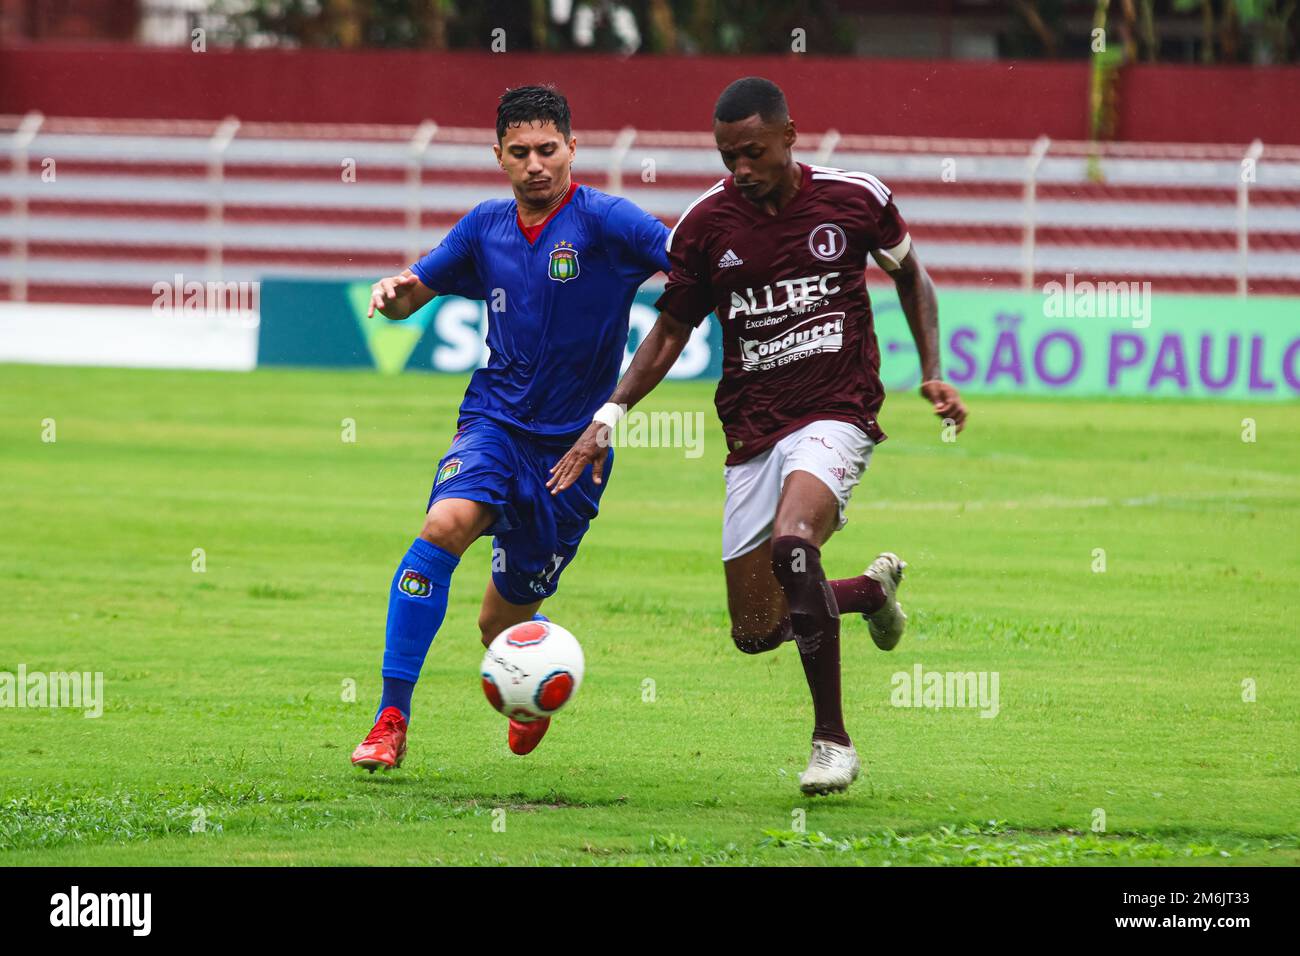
714, 77, 789, 125
496, 85, 572, 141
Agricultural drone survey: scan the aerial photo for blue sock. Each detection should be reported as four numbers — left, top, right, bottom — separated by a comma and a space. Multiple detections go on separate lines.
377, 538, 459, 722
378, 677, 416, 723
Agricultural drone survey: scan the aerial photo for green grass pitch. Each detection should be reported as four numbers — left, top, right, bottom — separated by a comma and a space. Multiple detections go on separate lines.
1, 362, 1296, 866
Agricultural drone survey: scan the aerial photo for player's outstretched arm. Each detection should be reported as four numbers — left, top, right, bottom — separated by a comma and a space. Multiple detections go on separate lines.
890, 248, 968, 432
546, 312, 694, 495
368, 268, 436, 320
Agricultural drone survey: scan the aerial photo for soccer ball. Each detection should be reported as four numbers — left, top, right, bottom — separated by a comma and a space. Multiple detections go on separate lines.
481, 620, 585, 722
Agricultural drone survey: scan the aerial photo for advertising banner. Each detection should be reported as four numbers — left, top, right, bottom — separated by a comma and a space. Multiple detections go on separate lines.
874, 288, 1300, 400
257, 278, 1299, 400
257, 278, 719, 380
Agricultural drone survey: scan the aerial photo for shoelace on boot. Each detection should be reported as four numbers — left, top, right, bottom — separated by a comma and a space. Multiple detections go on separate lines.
362, 713, 402, 746
811, 744, 841, 769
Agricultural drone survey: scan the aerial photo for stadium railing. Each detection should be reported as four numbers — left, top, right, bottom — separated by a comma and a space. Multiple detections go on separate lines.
2, 114, 1299, 306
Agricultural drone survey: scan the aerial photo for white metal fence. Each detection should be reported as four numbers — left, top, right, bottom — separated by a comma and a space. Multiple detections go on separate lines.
3, 113, 1299, 305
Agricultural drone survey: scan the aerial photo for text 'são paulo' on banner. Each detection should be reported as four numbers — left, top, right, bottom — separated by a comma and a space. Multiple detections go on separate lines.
872, 287, 1299, 401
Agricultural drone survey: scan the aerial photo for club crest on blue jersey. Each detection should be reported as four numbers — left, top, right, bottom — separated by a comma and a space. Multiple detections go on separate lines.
548, 240, 580, 282
436, 457, 462, 484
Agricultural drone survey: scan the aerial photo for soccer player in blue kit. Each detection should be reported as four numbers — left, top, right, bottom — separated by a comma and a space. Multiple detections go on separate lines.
351, 86, 670, 770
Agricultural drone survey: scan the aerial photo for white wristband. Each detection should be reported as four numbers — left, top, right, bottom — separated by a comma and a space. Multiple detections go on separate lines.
592, 402, 626, 429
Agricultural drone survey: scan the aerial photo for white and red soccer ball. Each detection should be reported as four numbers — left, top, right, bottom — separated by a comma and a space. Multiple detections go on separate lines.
481, 620, 585, 722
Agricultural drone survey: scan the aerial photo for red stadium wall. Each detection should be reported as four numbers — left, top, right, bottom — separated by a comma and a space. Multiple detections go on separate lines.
1116, 64, 1300, 145
2, 45, 1298, 143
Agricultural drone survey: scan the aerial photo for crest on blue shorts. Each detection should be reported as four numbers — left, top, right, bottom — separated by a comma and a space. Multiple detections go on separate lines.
436, 458, 462, 485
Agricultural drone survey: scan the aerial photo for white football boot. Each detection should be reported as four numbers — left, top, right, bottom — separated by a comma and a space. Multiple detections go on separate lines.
798, 740, 861, 795
863, 552, 908, 651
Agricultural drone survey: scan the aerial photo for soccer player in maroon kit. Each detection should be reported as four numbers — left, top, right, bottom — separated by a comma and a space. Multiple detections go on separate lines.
549, 77, 967, 794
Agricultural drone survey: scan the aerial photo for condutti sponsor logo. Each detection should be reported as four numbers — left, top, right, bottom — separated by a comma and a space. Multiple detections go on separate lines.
739, 313, 845, 372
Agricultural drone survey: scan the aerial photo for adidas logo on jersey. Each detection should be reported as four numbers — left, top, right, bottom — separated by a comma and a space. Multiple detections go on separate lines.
718, 249, 744, 268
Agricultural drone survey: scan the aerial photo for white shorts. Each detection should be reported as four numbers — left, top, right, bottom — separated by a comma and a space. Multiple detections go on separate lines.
721, 419, 874, 562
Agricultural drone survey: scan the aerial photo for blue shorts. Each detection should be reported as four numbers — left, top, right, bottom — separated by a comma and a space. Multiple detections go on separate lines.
426, 415, 613, 606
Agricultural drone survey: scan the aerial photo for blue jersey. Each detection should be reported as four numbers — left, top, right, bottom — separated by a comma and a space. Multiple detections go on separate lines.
411, 185, 670, 438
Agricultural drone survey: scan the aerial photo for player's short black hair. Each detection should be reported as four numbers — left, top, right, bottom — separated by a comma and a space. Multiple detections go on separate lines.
496, 85, 572, 142
714, 77, 789, 126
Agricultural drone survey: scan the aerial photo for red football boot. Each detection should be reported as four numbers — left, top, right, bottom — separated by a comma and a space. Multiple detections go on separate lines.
508, 717, 551, 756
351, 706, 408, 772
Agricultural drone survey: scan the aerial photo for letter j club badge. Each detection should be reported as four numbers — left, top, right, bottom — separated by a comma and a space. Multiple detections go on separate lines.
548, 240, 580, 282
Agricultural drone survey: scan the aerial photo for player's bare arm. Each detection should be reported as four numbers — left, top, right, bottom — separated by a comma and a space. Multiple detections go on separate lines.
890, 247, 968, 431
546, 312, 694, 494
367, 268, 436, 320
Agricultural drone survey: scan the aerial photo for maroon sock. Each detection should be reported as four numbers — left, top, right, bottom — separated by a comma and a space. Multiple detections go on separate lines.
770, 536, 851, 747
830, 574, 886, 615
797, 627, 849, 746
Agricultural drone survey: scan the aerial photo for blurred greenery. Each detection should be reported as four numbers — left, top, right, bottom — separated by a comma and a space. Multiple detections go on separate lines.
214, 0, 852, 55
206, 0, 1296, 63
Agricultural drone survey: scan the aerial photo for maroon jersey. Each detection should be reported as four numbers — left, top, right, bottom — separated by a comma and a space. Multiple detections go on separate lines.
656, 162, 911, 465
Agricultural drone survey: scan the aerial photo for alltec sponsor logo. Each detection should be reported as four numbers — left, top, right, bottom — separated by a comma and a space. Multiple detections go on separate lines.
50, 886, 152, 936
727, 272, 842, 319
